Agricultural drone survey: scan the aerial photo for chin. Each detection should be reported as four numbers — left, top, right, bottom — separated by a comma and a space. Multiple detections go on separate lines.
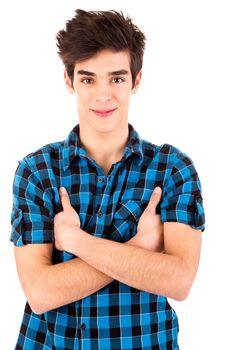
93, 118, 123, 134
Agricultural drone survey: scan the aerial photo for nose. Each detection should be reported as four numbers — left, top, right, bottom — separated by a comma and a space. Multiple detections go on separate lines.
95, 82, 112, 103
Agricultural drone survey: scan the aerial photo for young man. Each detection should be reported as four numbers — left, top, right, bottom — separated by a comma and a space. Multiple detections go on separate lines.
10, 9, 205, 350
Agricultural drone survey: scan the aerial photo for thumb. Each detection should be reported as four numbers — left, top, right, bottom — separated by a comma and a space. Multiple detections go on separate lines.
59, 187, 72, 211
147, 187, 162, 211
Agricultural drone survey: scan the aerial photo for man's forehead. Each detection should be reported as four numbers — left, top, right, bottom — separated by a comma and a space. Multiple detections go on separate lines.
74, 49, 131, 75
76, 69, 130, 77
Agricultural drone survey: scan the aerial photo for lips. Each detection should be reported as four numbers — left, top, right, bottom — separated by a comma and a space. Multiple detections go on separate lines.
92, 108, 116, 113
91, 108, 117, 117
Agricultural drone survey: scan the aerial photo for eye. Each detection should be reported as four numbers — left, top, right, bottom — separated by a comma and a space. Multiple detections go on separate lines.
81, 78, 93, 84
112, 77, 125, 84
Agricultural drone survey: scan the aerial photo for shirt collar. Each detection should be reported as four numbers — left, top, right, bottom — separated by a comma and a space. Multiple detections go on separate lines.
62, 123, 143, 172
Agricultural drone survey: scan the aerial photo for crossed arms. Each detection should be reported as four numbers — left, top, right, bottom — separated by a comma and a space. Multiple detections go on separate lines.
13, 188, 202, 315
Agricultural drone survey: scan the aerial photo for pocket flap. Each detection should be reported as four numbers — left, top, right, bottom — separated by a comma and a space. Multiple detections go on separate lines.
114, 200, 145, 221
108, 200, 147, 243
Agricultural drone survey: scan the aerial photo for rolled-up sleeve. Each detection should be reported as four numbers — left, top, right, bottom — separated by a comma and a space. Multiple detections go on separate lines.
160, 150, 205, 232
10, 159, 54, 246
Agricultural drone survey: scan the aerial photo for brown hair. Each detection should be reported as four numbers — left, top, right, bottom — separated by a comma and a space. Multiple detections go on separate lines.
56, 9, 146, 89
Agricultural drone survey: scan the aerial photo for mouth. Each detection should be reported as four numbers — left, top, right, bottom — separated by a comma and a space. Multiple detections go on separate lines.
90, 108, 117, 118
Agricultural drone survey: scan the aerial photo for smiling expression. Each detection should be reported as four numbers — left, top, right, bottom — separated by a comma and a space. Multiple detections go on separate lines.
64, 49, 142, 133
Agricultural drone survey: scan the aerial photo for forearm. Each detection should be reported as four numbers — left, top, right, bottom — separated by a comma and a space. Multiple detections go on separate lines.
72, 231, 189, 301
31, 240, 135, 314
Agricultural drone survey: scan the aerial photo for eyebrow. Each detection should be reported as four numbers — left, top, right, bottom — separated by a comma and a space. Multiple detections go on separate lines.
77, 69, 129, 77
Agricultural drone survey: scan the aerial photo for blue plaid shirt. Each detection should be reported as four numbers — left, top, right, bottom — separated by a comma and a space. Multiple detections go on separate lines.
10, 123, 205, 349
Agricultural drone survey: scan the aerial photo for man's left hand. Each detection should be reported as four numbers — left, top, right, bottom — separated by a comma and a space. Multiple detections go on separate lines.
54, 187, 82, 253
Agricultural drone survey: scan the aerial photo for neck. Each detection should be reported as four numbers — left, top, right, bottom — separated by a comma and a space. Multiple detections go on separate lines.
78, 121, 130, 166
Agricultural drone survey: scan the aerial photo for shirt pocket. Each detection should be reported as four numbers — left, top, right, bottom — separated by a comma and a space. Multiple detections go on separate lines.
108, 200, 147, 243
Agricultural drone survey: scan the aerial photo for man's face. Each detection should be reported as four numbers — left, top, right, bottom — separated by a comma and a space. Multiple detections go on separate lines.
64, 49, 142, 133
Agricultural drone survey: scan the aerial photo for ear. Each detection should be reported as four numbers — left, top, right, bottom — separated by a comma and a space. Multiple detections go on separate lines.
132, 70, 142, 94
64, 69, 75, 94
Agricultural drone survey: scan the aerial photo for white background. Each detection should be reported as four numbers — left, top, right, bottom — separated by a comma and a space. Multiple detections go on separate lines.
0, 1, 232, 349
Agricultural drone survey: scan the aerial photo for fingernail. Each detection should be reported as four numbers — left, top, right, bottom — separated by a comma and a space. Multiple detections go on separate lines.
60, 187, 66, 195
154, 187, 161, 194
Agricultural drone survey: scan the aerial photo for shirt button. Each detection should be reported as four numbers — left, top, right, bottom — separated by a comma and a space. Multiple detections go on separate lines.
98, 177, 104, 183
80, 323, 86, 330
97, 211, 103, 217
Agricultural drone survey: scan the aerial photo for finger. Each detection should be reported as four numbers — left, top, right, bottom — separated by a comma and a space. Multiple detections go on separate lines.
147, 187, 162, 211
59, 187, 72, 211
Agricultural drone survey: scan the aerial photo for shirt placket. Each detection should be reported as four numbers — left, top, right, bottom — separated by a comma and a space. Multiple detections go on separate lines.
74, 157, 126, 348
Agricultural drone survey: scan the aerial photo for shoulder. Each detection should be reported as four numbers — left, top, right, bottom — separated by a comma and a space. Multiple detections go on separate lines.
13, 139, 65, 192
141, 139, 194, 168
19, 139, 65, 173
142, 139, 182, 156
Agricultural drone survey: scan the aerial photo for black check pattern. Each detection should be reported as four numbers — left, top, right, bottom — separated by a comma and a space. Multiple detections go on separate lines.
10, 123, 205, 349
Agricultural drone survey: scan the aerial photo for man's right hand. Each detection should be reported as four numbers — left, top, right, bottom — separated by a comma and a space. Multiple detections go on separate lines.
129, 187, 164, 252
